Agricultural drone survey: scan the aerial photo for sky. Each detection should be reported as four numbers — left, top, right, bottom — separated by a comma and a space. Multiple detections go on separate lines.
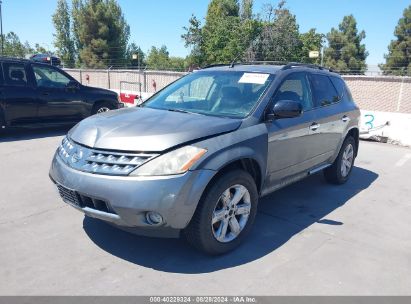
2, 0, 410, 68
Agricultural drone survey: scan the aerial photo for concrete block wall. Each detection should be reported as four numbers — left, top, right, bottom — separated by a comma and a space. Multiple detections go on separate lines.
65, 69, 411, 114
343, 76, 411, 114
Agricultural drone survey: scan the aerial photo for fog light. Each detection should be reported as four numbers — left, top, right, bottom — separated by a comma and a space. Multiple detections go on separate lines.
146, 211, 163, 225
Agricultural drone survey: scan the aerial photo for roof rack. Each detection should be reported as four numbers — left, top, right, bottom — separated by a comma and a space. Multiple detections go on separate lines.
202, 61, 289, 69
202, 63, 231, 69
281, 62, 333, 72
201, 61, 335, 73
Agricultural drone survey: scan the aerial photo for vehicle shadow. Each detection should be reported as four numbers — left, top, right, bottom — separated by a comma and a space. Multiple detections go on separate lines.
0, 126, 71, 143
83, 166, 378, 273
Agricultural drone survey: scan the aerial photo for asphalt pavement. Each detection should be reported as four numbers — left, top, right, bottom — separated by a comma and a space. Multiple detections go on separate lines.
0, 128, 410, 295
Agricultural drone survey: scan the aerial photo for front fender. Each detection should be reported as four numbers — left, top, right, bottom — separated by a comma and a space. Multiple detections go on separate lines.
192, 123, 269, 189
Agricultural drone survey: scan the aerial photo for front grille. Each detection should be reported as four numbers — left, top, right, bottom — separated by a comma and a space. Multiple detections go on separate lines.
56, 183, 115, 214
58, 137, 157, 176
57, 184, 81, 207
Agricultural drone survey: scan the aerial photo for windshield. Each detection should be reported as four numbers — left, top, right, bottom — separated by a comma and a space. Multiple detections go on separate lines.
142, 71, 274, 118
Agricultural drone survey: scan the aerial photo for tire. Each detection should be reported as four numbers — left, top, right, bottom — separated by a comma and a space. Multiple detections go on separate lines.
0, 109, 6, 132
324, 136, 356, 185
92, 101, 114, 115
184, 169, 258, 255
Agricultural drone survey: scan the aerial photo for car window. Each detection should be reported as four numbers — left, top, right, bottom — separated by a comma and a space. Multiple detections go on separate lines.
273, 72, 313, 111
33, 65, 71, 88
330, 77, 351, 103
165, 76, 215, 103
142, 71, 274, 118
310, 74, 340, 107
3, 63, 28, 87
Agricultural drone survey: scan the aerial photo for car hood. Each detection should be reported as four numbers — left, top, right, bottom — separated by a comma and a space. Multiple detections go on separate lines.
69, 107, 242, 152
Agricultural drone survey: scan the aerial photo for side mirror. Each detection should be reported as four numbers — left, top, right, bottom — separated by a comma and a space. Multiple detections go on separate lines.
66, 80, 80, 89
267, 100, 303, 120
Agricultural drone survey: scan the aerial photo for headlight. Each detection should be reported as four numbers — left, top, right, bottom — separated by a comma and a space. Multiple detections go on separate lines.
130, 146, 207, 176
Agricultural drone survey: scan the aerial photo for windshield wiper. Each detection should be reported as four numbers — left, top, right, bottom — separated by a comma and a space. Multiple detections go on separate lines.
167, 108, 203, 115
167, 108, 190, 114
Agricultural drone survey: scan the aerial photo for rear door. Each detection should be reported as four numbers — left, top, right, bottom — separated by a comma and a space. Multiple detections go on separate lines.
265, 72, 318, 190
308, 73, 346, 163
32, 64, 83, 123
1, 62, 39, 125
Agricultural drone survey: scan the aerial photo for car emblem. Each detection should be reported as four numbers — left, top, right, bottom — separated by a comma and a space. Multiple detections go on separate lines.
71, 148, 84, 163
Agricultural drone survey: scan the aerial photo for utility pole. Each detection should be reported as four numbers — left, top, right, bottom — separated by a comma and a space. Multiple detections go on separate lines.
0, 0, 4, 56
320, 37, 326, 67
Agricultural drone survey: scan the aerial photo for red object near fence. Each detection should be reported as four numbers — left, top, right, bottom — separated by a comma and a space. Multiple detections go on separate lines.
119, 93, 137, 104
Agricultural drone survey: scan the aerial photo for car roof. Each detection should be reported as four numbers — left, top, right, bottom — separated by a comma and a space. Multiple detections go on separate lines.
0, 57, 59, 67
202, 64, 285, 74
201, 63, 341, 78
0, 57, 32, 64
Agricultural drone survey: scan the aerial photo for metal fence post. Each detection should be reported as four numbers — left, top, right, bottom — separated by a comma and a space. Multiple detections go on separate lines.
107, 69, 111, 89
79, 69, 83, 84
144, 71, 147, 92
396, 77, 405, 112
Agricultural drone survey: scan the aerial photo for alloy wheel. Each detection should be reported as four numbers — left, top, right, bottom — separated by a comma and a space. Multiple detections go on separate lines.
341, 143, 354, 177
97, 107, 110, 113
211, 184, 251, 243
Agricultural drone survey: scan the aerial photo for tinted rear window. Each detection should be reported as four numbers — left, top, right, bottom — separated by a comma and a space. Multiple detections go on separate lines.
3, 63, 28, 87
330, 76, 351, 102
309, 74, 340, 107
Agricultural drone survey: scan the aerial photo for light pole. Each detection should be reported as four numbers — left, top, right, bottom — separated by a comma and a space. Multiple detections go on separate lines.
0, 0, 4, 56
132, 53, 140, 70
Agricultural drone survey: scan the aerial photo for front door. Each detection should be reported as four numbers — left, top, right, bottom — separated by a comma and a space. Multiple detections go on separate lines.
264, 72, 317, 193
32, 64, 83, 123
1, 62, 39, 125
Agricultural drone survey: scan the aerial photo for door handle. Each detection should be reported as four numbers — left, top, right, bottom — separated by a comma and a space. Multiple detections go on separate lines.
42, 92, 50, 96
342, 115, 350, 123
310, 123, 320, 131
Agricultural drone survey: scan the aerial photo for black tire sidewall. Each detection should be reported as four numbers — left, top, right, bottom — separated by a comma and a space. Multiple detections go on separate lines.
334, 137, 356, 183
92, 102, 114, 115
186, 169, 258, 255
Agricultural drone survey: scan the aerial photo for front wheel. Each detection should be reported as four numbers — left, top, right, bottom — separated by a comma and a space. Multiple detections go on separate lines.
92, 102, 114, 115
324, 136, 356, 184
184, 169, 258, 255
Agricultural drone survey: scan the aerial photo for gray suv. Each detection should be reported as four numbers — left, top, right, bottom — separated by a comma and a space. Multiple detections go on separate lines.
49, 63, 360, 255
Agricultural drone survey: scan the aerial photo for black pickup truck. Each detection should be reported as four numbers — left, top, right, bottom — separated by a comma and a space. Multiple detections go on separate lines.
0, 57, 122, 129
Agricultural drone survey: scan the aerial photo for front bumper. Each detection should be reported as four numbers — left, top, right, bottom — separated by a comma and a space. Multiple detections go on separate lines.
49, 152, 215, 237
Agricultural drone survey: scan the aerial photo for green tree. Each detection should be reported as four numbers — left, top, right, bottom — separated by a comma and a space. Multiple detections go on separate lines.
324, 15, 368, 73
73, 0, 130, 68
126, 42, 145, 68
168, 57, 188, 71
146, 46, 171, 70
33, 43, 51, 54
71, 0, 84, 64
3, 32, 31, 58
240, 0, 253, 20
53, 0, 75, 67
299, 29, 324, 64
250, 1, 301, 62
183, 0, 261, 65
182, 15, 204, 67
380, 5, 411, 76
202, 0, 243, 63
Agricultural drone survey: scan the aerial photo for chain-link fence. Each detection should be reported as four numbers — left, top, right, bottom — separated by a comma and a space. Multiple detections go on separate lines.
65, 69, 411, 114
65, 69, 187, 93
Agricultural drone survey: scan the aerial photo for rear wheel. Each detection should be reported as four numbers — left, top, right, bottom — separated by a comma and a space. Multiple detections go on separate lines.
92, 102, 114, 115
324, 136, 356, 184
184, 169, 258, 255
